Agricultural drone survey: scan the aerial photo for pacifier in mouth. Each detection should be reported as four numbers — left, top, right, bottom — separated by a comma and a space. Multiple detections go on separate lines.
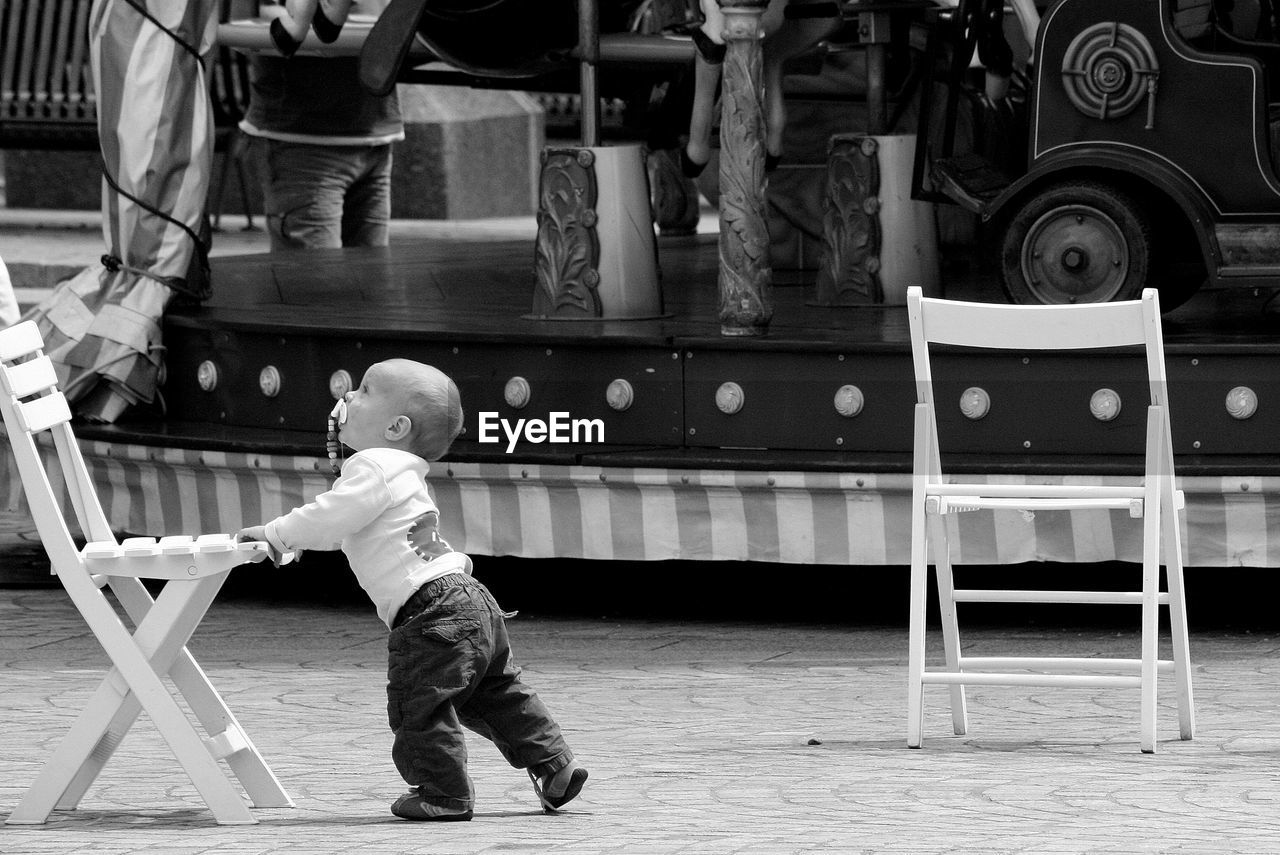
326, 398, 348, 475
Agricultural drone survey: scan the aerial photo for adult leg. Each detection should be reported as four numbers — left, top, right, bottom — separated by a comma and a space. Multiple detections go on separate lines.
262, 140, 354, 250
341, 144, 392, 248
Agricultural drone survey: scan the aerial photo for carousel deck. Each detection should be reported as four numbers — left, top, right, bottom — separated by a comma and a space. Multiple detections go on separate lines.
117, 234, 1280, 472
39, 234, 1280, 567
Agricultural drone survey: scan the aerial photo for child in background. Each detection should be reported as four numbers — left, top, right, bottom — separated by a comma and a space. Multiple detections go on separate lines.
239, 358, 586, 820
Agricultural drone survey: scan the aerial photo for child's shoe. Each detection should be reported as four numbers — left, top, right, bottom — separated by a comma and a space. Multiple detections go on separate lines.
528, 761, 588, 813
390, 788, 473, 822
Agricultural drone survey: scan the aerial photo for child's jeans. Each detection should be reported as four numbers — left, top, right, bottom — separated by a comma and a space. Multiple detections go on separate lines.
387, 573, 574, 811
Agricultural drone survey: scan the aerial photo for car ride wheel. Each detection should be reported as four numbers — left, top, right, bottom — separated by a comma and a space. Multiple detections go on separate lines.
999, 180, 1151, 305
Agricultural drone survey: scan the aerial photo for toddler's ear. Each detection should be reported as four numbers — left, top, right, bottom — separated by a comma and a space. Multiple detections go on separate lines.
385, 414, 412, 442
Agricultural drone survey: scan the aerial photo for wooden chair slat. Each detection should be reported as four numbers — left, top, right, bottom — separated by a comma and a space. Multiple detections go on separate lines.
17, 392, 71, 434
0, 320, 46, 361
3, 355, 58, 398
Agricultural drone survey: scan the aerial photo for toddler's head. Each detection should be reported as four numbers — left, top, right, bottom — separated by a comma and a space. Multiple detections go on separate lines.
338, 359, 463, 461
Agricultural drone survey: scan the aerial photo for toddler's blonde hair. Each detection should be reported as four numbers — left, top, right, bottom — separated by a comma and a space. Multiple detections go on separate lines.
385, 359, 463, 461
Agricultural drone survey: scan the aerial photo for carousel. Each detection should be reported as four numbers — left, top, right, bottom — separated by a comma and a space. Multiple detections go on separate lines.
8, 0, 1280, 570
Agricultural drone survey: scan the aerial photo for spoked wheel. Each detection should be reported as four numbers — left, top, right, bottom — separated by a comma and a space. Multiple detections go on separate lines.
999, 180, 1151, 304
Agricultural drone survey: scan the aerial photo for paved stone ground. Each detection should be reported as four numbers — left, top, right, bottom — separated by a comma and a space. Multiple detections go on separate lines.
3, 541, 1280, 853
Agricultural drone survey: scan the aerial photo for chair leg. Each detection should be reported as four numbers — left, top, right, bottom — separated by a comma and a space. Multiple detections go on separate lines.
111, 578, 294, 808
929, 514, 968, 735
907, 499, 929, 748
109, 577, 258, 823
43, 577, 230, 814
9, 573, 256, 825
1163, 501, 1195, 740
53, 689, 145, 812
8, 673, 139, 822
1139, 498, 1161, 754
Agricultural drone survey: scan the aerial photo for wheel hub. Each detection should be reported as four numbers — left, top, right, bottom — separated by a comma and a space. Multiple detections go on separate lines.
1021, 204, 1129, 303
1060, 246, 1089, 272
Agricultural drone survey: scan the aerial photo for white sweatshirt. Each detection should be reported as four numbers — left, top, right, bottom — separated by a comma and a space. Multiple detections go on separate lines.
263, 447, 471, 628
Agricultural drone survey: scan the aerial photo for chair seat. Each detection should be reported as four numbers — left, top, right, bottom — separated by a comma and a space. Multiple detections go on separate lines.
924, 484, 1185, 517
82, 536, 268, 580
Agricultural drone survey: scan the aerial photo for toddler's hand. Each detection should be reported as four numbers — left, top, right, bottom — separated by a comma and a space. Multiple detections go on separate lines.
237, 525, 287, 566
237, 525, 266, 545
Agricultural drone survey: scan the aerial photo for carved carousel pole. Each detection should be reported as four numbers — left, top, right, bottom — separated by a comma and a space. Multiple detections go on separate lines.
715, 0, 773, 336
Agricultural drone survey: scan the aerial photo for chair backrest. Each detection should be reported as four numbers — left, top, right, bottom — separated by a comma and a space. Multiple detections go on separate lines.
0, 321, 116, 574
908, 287, 1167, 408
907, 288, 1170, 469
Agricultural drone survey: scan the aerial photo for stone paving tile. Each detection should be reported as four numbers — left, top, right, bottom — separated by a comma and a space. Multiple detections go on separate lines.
3, 582, 1280, 854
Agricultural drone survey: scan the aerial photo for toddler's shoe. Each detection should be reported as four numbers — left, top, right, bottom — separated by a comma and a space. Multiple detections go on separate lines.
528, 761, 588, 813
390, 788, 473, 822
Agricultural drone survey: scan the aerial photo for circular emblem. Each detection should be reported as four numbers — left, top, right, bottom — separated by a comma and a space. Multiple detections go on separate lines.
258, 366, 281, 398
715, 382, 745, 415
329, 369, 353, 401
834, 385, 864, 418
504, 376, 531, 409
606, 379, 634, 412
1090, 388, 1122, 421
1061, 22, 1159, 120
959, 387, 991, 420
1226, 386, 1258, 420
196, 360, 218, 392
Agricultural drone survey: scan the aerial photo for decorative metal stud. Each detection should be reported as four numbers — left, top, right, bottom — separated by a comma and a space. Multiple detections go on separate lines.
329, 369, 353, 401
834, 384, 864, 418
196, 360, 218, 392
1089, 388, 1122, 421
504, 376, 531, 409
1226, 386, 1258, 420
715, 381, 745, 415
259, 366, 281, 398
606, 379, 634, 412
959, 387, 990, 420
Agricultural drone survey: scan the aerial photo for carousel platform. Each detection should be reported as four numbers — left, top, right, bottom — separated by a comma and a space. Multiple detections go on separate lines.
7, 215, 1280, 568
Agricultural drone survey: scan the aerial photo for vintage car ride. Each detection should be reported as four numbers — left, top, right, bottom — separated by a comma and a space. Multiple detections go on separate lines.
923, 0, 1280, 308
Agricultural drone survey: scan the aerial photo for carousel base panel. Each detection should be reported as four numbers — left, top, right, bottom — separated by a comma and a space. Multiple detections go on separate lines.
16, 234, 1280, 566
2, 430, 1280, 563
3, 432, 1278, 566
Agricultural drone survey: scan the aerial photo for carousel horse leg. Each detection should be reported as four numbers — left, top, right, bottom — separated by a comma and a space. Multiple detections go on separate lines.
682, 0, 726, 177
683, 51, 723, 176
762, 5, 838, 171
313, 0, 354, 43
683, 0, 834, 177
1007, 0, 1041, 60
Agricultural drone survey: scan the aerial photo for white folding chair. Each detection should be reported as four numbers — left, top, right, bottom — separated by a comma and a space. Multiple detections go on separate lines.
0, 321, 292, 825
905, 287, 1194, 754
